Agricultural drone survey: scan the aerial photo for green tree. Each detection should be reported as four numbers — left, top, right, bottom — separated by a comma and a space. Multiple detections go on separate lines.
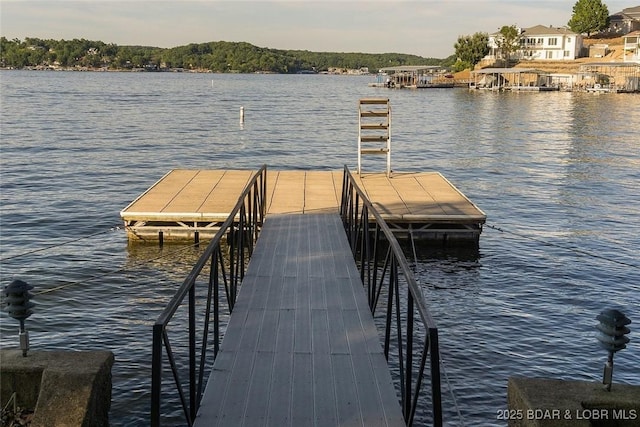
453, 32, 489, 71
0, 37, 454, 72
568, 0, 610, 36
494, 25, 521, 66
0, 37, 24, 67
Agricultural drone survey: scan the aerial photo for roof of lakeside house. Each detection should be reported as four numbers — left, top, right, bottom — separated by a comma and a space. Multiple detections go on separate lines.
611, 6, 640, 20
521, 25, 578, 36
489, 25, 578, 37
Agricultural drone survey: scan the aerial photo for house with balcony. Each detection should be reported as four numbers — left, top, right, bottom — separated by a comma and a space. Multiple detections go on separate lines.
608, 6, 640, 34
486, 25, 583, 61
623, 30, 640, 62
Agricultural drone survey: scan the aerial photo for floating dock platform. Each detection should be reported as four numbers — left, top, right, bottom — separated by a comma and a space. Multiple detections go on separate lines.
120, 169, 486, 244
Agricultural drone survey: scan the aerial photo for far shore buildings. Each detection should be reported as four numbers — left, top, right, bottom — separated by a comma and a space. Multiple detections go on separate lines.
483, 7, 640, 63
609, 6, 640, 34
623, 30, 640, 62
486, 25, 583, 61
478, 13, 640, 92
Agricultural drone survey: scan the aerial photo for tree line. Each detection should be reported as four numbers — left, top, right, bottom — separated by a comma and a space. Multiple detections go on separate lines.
0, 37, 454, 73
0, 0, 611, 74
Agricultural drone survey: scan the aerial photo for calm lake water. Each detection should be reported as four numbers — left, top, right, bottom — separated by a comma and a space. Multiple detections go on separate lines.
1, 70, 639, 426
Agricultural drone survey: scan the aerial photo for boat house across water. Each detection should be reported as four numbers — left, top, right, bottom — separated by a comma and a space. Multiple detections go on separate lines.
370, 65, 454, 89
470, 68, 558, 91
577, 62, 640, 92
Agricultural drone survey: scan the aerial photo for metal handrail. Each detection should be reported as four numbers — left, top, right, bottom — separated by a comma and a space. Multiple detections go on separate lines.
150, 165, 267, 427
340, 165, 443, 426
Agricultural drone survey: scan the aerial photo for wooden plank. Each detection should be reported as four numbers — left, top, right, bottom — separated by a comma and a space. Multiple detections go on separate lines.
194, 214, 405, 427
198, 170, 254, 212
361, 147, 390, 153
121, 169, 253, 220
122, 169, 486, 222
359, 98, 389, 104
267, 170, 306, 214
387, 173, 447, 217
302, 170, 341, 214
265, 171, 342, 215
360, 136, 389, 142
360, 123, 389, 129
360, 111, 389, 117
123, 170, 200, 213
121, 169, 485, 241
333, 353, 364, 424
354, 173, 407, 217
291, 353, 314, 425
412, 172, 485, 219
354, 171, 487, 222
244, 350, 275, 423
162, 170, 226, 212
312, 352, 338, 425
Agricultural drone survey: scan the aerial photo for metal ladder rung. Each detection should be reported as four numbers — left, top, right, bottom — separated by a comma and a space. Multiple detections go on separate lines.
360, 123, 388, 130
359, 98, 390, 104
360, 111, 389, 117
360, 136, 388, 142
360, 148, 389, 154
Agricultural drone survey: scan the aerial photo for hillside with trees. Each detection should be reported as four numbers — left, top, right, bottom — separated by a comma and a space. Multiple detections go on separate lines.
2, 2, 625, 74
0, 37, 455, 72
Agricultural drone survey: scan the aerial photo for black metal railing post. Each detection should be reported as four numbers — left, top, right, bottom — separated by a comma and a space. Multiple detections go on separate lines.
150, 165, 267, 426
212, 249, 220, 359
339, 165, 443, 427
429, 327, 443, 426
151, 323, 163, 426
188, 283, 197, 421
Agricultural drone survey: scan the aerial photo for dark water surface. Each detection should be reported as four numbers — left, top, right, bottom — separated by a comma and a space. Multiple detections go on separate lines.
1, 71, 638, 426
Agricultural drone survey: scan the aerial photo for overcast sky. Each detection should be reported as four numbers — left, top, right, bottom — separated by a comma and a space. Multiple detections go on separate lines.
0, 0, 633, 58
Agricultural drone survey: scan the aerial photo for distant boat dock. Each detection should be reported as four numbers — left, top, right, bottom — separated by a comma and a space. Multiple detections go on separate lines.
469, 63, 640, 92
120, 169, 486, 245
369, 65, 456, 89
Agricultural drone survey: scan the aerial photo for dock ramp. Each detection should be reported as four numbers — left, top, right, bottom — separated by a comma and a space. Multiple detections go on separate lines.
193, 213, 405, 426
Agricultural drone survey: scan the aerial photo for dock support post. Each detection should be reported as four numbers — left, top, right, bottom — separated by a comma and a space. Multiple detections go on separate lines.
158, 231, 164, 247
194, 231, 200, 246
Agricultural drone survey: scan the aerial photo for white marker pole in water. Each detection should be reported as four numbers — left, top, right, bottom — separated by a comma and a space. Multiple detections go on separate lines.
240, 106, 245, 124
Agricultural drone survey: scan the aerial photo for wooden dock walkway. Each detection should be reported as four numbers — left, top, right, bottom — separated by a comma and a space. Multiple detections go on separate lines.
120, 169, 485, 243
193, 213, 405, 427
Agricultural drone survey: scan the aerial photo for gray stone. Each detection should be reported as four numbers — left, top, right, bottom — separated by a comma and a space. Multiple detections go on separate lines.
1, 349, 114, 427
507, 376, 640, 427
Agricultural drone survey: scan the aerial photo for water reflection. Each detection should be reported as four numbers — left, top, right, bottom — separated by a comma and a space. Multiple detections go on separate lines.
1, 72, 638, 426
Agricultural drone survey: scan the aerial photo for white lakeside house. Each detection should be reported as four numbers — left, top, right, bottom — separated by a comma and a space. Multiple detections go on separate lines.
486, 25, 583, 61
623, 30, 640, 62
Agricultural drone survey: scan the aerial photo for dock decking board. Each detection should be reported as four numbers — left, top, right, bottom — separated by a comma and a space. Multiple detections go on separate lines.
267, 170, 343, 215
355, 172, 486, 221
121, 170, 254, 220
120, 169, 486, 240
194, 214, 405, 427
